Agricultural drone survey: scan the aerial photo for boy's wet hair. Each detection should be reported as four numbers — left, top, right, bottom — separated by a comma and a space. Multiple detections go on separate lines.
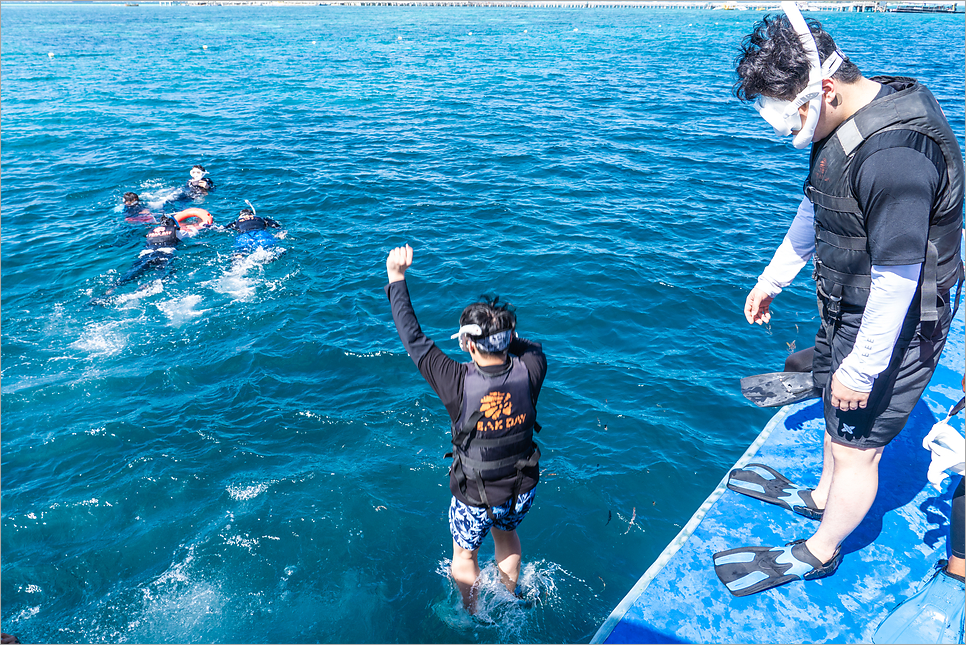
239, 208, 254, 218
733, 14, 861, 102
123, 192, 139, 204
459, 296, 517, 357
192, 164, 206, 173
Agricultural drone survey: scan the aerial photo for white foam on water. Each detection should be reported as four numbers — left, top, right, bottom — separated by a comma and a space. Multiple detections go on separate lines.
156, 294, 207, 325
115, 279, 165, 308
70, 321, 128, 357
226, 482, 269, 501
432, 558, 570, 642
208, 246, 283, 302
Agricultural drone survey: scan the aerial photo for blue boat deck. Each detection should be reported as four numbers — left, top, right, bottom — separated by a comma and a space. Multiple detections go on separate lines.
594, 307, 965, 644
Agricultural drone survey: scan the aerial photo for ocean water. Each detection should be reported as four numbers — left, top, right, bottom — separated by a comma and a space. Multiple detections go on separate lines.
1, 4, 963, 643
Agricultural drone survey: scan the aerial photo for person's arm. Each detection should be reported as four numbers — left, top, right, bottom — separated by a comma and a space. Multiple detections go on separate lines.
834, 264, 920, 393
509, 336, 547, 404
264, 217, 281, 229
386, 245, 465, 421
224, 220, 238, 231
744, 197, 815, 325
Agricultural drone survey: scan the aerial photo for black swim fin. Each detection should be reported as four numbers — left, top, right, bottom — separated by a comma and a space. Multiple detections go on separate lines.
713, 539, 841, 597
727, 463, 824, 520
871, 560, 965, 644
740, 371, 821, 408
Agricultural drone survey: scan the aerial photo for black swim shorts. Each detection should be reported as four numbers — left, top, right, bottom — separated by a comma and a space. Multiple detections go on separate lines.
811, 293, 953, 449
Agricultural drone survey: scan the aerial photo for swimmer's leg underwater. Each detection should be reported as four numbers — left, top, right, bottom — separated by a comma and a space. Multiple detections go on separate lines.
103, 251, 177, 297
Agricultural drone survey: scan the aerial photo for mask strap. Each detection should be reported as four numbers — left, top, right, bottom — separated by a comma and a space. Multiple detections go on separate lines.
782, 1, 823, 149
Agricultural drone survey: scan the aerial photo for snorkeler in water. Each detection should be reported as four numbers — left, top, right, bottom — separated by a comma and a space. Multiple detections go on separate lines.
186, 165, 215, 196
122, 192, 157, 224
224, 204, 281, 257
165, 165, 215, 210
105, 214, 183, 295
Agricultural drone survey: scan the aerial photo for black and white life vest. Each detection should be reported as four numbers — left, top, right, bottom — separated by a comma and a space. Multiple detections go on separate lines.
806, 76, 965, 322
235, 216, 269, 233
146, 223, 181, 248
448, 357, 540, 510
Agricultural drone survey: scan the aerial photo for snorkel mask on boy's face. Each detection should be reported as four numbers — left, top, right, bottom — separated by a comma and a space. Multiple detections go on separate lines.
753, 1, 844, 149
450, 324, 513, 353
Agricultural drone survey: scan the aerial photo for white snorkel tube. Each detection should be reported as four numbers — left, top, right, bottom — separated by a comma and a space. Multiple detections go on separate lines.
754, 2, 844, 149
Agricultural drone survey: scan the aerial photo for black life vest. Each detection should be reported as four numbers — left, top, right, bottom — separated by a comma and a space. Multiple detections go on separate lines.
235, 216, 268, 233
806, 76, 965, 323
146, 223, 180, 248
448, 357, 540, 510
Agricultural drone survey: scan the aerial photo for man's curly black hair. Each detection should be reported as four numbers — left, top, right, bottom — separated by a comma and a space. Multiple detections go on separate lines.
733, 14, 861, 102
459, 296, 517, 356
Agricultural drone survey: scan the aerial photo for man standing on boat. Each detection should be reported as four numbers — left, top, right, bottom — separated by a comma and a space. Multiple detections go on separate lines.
384, 244, 547, 612
714, 2, 964, 597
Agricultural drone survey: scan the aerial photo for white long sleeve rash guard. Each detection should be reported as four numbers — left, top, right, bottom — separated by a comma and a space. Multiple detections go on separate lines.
755, 197, 921, 393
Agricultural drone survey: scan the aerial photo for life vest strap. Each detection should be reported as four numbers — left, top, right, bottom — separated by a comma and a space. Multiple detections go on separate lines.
815, 228, 868, 251
814, 260, 872, 290
806, 185, 860, 214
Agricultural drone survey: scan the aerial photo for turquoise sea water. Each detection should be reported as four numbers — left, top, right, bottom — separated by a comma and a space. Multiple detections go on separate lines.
1, 4, 963, 643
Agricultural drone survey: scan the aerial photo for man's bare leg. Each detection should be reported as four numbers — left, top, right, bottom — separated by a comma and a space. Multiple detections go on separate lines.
492, 528, 522, 593
806, 441, 884, 564
452, 541, 480, 612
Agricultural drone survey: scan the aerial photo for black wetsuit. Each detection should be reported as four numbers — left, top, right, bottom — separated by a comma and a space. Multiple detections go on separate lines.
386, 280, 547, 507
166, 179, 214, 209
225, 215, 281, 233
953, 478, 965, 560
186, 178, 214, 195
115, 222, 181, 286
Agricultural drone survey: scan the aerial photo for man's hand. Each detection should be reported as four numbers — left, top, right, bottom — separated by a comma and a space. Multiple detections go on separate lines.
386, 244, 413, 283
744, 286, 775, 325
830, 372, 869, 411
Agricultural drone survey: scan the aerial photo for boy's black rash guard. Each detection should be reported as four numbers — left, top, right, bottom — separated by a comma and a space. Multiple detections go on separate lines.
385, 280, 547, 429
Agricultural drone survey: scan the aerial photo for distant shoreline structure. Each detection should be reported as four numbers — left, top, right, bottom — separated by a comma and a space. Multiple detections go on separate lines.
16, 0, 966, 10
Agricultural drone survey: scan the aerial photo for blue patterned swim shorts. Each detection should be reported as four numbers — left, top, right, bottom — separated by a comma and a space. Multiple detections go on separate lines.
448, 488, 536, 551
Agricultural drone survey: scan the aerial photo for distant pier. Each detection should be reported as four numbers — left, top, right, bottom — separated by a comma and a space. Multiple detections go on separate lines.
163, 0, 966, 11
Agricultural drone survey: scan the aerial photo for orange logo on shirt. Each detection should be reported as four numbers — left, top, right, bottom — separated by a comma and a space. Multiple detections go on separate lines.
480, 392, 512, 418
476, 392, 528, 433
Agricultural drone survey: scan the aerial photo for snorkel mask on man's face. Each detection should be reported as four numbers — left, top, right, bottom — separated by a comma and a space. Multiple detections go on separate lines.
753, 1, 844, 149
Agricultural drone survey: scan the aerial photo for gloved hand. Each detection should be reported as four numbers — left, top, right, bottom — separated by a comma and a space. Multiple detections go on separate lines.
922, 419, 965, 488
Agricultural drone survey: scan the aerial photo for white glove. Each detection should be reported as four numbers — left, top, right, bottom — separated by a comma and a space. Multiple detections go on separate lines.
922, 420, 965, 488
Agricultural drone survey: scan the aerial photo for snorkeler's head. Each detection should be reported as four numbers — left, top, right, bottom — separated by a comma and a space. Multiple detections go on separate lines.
158, 214, 178, 227
123, 192, 140, 206
733, 12, 859, 103
733, 7, 861, 149
239, 208, 255, 219
453, 296, 516, 358
190, 165, 207, 180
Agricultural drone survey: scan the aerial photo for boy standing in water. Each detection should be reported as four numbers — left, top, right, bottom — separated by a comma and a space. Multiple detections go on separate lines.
385, 244, 547, 612
715, 3, 964, 597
